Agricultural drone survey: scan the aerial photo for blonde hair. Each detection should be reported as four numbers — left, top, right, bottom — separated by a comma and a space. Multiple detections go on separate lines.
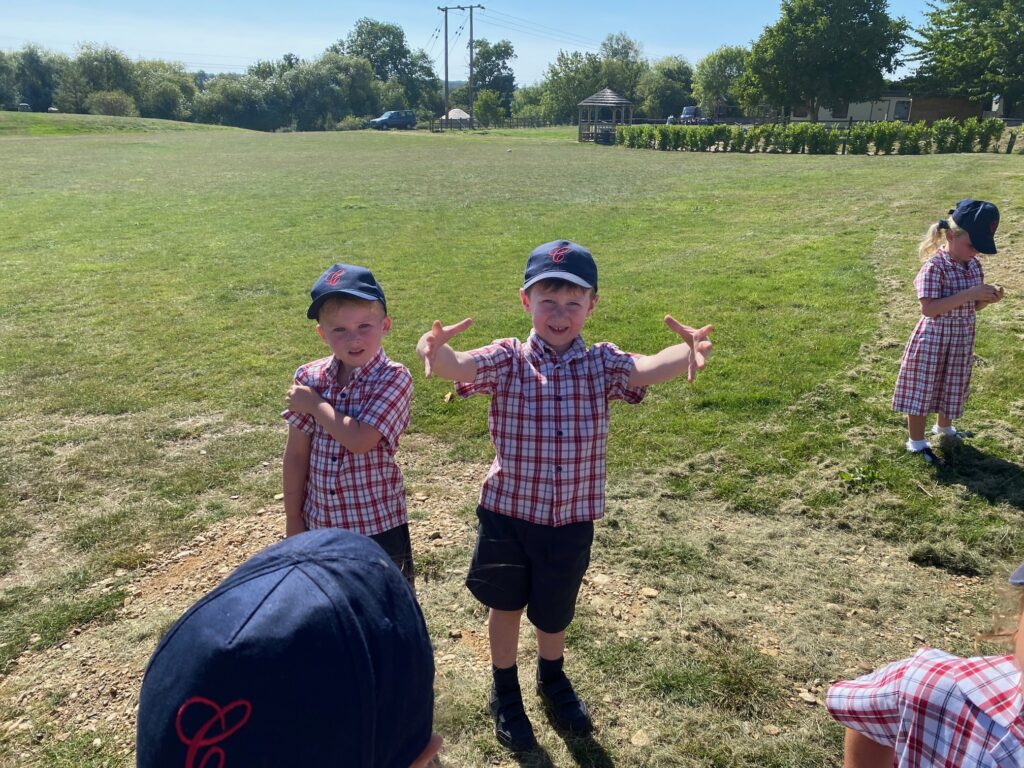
918, 217, 967, 261
317, 295, 386, 320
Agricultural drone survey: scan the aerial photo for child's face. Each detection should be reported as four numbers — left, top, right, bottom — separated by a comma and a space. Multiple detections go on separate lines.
520, 283, 597, 355
946, 228, 979, 262
316, 301, 390, 370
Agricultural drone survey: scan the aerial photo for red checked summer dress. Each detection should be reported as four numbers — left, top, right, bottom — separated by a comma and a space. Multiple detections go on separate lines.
892, 250, 983, 420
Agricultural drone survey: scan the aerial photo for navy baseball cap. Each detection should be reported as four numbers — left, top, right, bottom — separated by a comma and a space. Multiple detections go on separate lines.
523, 240, 598, 292
307, 263, 387, 319
137, 529, 434, 768
950, 199, 999, 255
1010, 561, 1024, 586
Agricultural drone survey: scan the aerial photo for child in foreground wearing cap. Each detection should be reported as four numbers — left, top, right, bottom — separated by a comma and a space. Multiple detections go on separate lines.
826, 562, 1024, 767
417, 240, 713, 751
892, 199, 1005, 465
282, 264, 416, 583
136, 528, 442, 767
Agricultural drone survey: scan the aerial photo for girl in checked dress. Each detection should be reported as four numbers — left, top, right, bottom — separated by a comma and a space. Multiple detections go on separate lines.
892, 199, 1004, 464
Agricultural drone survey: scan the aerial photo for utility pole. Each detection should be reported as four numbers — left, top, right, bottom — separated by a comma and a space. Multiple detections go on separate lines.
438, 5, 483, 127
437, 6, 450, 125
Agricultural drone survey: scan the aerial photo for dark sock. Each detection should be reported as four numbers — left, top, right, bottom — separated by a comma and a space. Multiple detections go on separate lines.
493, 664, 520, 694
537, 655, 566, 685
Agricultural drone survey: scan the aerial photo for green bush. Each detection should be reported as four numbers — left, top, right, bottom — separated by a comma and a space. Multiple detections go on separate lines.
977, 117, 1005, 152
932, 118, 961, 153
727, 125, 745, 152
86, 89, 139, 117
655, 124, 672, 150
896, 121, 930, 155
336, 115, 367, 131
958, 117, 981, 152
846, 123, 871, 154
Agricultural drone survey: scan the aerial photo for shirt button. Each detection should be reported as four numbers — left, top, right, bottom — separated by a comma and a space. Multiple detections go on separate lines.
555, 466, 562, 472
331, 457, 337, 462
556, 396, 563, 402
557, 430, 564, 436
330, 490, 336, 495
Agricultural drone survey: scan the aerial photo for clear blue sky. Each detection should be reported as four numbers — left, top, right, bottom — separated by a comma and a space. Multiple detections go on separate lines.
3, 0, 933, 86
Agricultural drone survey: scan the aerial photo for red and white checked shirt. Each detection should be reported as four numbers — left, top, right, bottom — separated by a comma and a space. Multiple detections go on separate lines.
455, 333, 646, 526
827, 648, 1024, 767
282, 348, 412, 536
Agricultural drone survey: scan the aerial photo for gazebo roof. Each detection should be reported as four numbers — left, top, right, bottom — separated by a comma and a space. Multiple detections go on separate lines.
578, 88, 632, 107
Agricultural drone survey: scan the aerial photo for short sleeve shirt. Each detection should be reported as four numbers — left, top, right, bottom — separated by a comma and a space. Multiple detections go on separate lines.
282, 348, 411, 536
826, 649, 1024, 767
915, 250, 984, 319
454, 333, 646, 526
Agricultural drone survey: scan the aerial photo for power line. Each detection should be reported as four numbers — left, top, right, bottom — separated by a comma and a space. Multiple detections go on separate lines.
479, 9, 602, 49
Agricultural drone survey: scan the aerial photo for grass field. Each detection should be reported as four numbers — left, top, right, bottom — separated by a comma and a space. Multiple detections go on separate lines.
1, 113, 1023, 766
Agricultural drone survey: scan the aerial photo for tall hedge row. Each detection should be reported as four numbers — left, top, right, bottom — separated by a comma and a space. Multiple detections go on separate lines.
615, 117, 1009, 155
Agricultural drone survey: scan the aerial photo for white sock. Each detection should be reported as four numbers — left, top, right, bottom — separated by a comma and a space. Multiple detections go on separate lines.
932, 424, 956, 436
906, 438, 929, 452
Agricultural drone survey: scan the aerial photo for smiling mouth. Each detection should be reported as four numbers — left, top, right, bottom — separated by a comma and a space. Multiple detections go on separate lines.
548, 325, 569, 334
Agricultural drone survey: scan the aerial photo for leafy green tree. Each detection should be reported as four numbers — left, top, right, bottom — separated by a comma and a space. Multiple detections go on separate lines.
86, 89, 138, 117
338, 18, 412, 82
912, 0, 1024, 114
473, 89, 504, 126
75, 44, 138, 97
598, 32, 649, 103
376, 77, 410, 110
403, 50, 442, 114
54, 64, 91, 113
511, 84, 545, 119
738, 0, 907, 119
14, 45, 66, 111
693, 46, 748, 117
0, 52, 17, 110
638, 56, 694, 118
539, 50, 603, 123
470, 39, 516, 113
136, 60, 196, 120
192, 74, 288, 131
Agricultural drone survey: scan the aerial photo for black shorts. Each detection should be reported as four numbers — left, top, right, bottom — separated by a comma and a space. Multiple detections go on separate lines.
370, 523, 415, 588
466, 506, 593, 634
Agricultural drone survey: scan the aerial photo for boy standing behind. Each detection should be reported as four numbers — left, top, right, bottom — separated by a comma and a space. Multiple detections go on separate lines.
283, 263, 415, 583
417, 240, 712, 751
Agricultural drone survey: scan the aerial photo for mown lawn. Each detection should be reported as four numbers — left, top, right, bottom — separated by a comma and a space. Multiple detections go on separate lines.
1, 116, 1022, 766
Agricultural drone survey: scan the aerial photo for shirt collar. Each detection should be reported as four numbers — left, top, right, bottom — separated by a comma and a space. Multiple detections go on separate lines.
525, 332, 586, 364
955, 655, 1023, 732
328, 346, 387, 386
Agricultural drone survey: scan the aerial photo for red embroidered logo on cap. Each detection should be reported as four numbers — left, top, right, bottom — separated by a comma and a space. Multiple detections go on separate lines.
549, 245, 571, 264
325, 268, 345, 286
176, 696, 252, 768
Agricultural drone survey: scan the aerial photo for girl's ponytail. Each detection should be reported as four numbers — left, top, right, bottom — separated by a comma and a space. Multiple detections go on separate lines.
917, 219, 949, 261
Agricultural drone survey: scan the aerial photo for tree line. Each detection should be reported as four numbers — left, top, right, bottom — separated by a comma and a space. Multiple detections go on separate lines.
1, 0, 1019, 130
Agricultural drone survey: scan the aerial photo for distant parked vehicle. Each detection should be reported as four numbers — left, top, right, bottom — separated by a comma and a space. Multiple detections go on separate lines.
369, 110, 417, 130
679, 106, 713, 125
665, 114, 678, 125
18, 102, 30, 112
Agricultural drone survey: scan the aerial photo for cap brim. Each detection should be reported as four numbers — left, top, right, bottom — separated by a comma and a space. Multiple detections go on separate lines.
523, 271, 593, 291
972, 235, 997, 255
1010, 562, 1024, 586
307, 289, 385, 319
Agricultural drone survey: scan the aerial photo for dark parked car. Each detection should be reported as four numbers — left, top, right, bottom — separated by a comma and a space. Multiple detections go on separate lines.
679, 106, 712, 125
369, 110, 417, 130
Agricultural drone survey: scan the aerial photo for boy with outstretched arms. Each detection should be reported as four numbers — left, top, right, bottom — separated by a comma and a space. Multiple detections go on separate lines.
417, 240, 712, 751
283, 263, 415, 584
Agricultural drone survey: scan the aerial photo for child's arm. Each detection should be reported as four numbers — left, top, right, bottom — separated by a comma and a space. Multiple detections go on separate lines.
921, 283, 1001, 316
286, 385, 384, 454
629, 316, 713, 388
843, 728, 896, 768
417, 318, 477, 381
282, 426, 311, 537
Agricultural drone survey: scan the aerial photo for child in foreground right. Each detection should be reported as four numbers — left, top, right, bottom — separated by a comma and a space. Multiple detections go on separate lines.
417, 239, 712, 752
826, 562, 1024, 767
892, 199, 1004, 465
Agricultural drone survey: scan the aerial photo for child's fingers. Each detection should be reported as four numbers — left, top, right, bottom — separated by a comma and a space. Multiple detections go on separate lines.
442, 317, 473, 340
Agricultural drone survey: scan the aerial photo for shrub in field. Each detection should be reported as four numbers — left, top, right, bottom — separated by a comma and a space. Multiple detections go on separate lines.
743, 124, 764, 152
977, 117, 1005, 152
641, 124, 657, 149
655, 124, 672, 150
87, 90, 139, 117
804, 123, 840, 154
958, 117, 981, 152
896, 121, 930, 154
932, 118, 962, 153
727, 125, 745, 152
615, 125, 626, 145
870, 121, 900, 155
846, 123, 871, 154
336, 115, 367, 131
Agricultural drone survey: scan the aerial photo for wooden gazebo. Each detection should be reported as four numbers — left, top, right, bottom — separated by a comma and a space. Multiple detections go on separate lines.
578, 88, 633, 143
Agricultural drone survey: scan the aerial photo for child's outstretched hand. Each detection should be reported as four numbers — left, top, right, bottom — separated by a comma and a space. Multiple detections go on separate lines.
664, 315, 713, 382
417, 318, 472, 378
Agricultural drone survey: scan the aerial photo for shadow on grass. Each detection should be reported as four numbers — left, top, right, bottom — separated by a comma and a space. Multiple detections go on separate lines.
936, 441, 1024, 510
509, 744, 556, 767
559, 733, 615, 768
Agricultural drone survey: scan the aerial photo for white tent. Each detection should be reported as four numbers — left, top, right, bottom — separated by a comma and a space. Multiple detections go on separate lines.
444, 108, 470, 120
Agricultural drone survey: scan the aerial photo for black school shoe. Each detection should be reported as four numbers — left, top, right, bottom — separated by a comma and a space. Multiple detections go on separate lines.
537, 675, 593, 736
489, 684, 537, 752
